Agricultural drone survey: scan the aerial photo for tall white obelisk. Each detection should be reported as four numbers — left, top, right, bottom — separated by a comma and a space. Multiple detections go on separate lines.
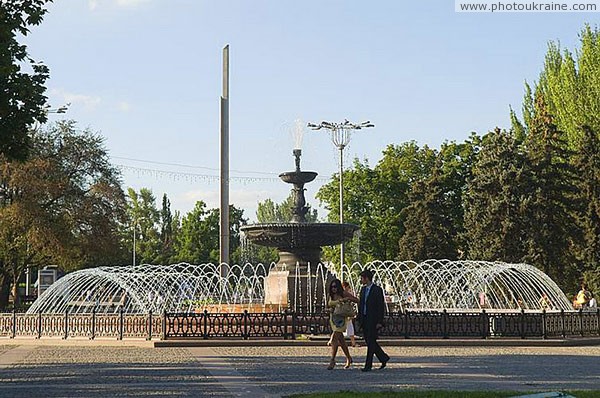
219, 45, 230, 274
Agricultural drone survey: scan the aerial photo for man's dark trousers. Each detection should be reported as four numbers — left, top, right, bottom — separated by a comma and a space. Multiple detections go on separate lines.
362, 316, 389, 369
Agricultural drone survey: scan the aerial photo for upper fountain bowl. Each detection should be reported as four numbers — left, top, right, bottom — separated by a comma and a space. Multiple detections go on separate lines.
279, 171, 317, 185
240, 222, 359, 249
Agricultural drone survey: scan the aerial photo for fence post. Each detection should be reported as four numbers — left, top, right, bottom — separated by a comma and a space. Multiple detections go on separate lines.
282, 310, 288, 340
291, 311, 297, 340
11, 309, 16, 339
63, 309, 69, 340
243, 310, 249, 340
520, 309, 526, 339
90, 307, 96, 340
203, 310, 208, 340
118, 307, 124, 340
541, 309, 547, 340
162, 310, 167, 340
480, 310, 488, 339
147, 311, 153, 341
560, 309, 566, 338
37, 311, 42, 339
579, 308, 584, 337
442, 309, 449, 339
404, 311, 410, 339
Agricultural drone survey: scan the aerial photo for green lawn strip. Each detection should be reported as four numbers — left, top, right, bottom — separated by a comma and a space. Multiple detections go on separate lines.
287, 391, 600, 398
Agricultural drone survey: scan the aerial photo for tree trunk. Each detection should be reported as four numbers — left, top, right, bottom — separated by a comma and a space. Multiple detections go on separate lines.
11, 270, 22, 307
0, 274, 10, 309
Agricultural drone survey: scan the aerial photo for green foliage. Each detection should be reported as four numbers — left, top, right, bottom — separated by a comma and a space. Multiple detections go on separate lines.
398, 157, 458, 261
521, 93, 579, 286
317, 139, 478, 264
0, 121, 126, 306
0, 0, 52, 161
173, 202, 246, 264
519, 25, 600, 146
573, 125, 600, 271
463, 128, 530, 262
256, 193, 318, 224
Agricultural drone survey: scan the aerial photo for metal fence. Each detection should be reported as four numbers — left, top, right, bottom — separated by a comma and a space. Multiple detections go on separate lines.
0, 309, 161, 340
1, 309, 599, 340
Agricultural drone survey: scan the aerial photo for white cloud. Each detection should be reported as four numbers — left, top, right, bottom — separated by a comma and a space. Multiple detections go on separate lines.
50, 88, 102, 111
88, 0, 150, 10
116, 0, 150, 6
117, 101, 131, 112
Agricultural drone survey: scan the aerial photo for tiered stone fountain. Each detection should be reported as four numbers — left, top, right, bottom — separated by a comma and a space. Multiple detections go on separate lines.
240, 149, 358, 311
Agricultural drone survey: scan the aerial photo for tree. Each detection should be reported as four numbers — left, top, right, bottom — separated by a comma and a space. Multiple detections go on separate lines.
154, 193, 177, 265
398, 157, 459, 261
0, 0, 52, 161
574, 126, 600, 293
174, 202, 246, 264
519, 25, 600, 147
126, 188, 161, 265
0, 121, 126, 307
317, 143, 439, 263
522, 94, 579, 288
437, 134, 482, 255
463, 128, 530, 263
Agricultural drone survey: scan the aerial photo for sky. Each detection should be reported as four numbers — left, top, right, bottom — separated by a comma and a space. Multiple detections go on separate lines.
25, 0, 598, 221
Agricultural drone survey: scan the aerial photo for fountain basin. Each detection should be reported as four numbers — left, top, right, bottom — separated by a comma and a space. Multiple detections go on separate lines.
241, 222, 358, 249
278, 171, 317, 185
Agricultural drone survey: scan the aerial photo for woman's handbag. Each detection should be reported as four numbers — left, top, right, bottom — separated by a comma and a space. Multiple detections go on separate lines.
333, 301, 356, 318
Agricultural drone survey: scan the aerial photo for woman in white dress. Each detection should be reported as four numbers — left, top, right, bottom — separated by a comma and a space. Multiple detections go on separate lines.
342, 281, 358, 347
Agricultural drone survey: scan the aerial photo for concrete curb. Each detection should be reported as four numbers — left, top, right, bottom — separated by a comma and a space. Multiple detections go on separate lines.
0, 337, 155, 347
154, 337, 600, 348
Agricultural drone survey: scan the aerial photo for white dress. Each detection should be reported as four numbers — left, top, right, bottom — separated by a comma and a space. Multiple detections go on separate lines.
344, 317, 355, 337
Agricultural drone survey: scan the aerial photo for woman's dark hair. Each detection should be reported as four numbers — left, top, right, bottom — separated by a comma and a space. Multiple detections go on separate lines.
328, 279, 343, 298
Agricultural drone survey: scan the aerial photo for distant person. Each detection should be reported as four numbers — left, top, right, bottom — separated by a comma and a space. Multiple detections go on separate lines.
576, 283, 591, 309
538, 293, 551, 310
342, 281, 359, 347
357, 269, 390, 372
326, 279, 359, 370
589, 293, 597, 308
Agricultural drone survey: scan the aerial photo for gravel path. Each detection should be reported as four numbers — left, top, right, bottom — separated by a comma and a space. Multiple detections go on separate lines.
212, 345, 600, 396
0, 344, 15, 355
1, 344, 598, 397
0, 346, 232, 398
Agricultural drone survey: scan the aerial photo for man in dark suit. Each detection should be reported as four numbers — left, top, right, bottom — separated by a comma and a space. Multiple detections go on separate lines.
357, 269, 390, 371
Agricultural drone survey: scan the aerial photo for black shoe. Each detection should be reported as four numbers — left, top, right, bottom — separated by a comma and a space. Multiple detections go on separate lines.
361, 367, 372, 372
379, 360, 387, 369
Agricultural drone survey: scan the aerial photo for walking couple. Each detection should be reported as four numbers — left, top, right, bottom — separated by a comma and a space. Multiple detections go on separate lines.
327, 269, 390, 372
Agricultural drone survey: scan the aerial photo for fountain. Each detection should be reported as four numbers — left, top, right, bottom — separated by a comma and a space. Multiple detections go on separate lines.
27, 260, 573, 315
240, 149, 359, 310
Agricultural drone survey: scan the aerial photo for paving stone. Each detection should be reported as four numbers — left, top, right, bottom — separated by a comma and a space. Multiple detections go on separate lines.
0, 346, 232, 398
212, 345, 600, 396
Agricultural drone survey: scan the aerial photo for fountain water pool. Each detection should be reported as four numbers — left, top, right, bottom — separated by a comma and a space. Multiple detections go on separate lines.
27, 260, 573, 314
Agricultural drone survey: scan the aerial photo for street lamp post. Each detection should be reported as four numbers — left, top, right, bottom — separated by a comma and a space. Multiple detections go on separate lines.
132, 216, 147, 266
307, 119, 374, 267
133, 221, 137, 266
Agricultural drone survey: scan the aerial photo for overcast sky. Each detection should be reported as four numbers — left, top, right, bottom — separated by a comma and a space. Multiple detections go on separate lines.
25, 0, 597, 220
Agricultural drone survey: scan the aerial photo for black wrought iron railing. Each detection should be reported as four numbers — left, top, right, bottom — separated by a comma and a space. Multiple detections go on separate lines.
1, 309, 599, 340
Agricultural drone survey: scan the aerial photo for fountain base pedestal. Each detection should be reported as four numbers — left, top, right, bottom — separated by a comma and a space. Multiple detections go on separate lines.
264, 269, 289, 306
264, 262, 333, 313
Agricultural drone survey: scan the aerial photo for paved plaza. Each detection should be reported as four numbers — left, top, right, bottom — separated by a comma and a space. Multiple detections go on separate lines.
0, 342, 599, 397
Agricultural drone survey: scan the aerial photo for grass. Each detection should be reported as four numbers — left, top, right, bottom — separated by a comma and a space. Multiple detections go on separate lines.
287, 391, 600, 398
